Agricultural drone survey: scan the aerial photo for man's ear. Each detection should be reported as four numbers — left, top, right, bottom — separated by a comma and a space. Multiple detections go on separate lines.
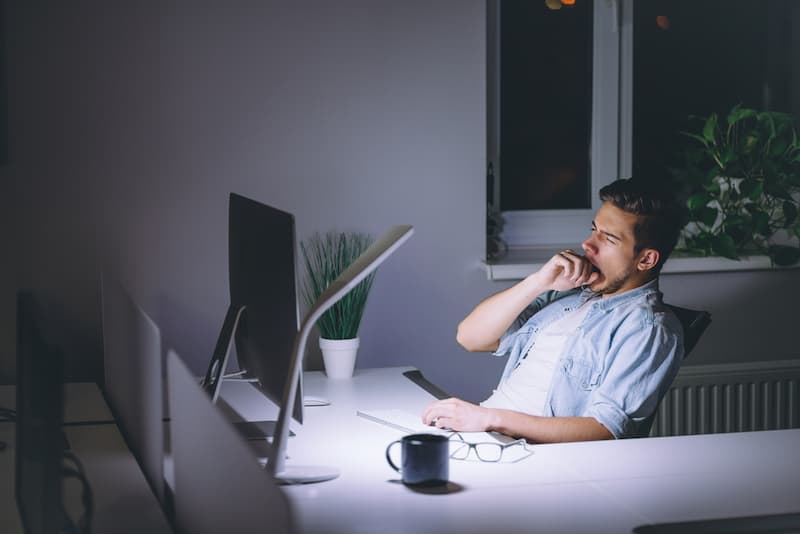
637, 248, 660, 272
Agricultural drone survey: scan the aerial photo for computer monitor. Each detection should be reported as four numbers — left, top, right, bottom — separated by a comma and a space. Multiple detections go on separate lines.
202, 193, 303, 428
15, 291, 65, 534
168, 350, 295, 534
100, 273, 165, 504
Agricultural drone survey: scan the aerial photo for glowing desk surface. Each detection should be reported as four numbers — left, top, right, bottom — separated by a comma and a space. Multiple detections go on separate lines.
219, 367, 800, 534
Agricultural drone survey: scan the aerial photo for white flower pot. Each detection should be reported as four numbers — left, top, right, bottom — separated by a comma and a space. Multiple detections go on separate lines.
319, 337, 360, 379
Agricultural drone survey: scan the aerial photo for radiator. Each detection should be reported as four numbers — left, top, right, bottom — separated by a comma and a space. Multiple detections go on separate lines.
649, 360, 800, 437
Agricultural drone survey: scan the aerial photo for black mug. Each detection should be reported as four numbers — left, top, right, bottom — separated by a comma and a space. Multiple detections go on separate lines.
385, 433, 449, 486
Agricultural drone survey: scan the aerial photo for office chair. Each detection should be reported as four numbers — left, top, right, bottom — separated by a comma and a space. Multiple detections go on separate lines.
665, 304, 712, 359
643, 304, 712, 437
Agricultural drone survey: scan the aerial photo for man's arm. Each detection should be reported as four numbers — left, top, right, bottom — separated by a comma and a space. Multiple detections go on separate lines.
457, 250, 599, 352
421, 397, 613, 443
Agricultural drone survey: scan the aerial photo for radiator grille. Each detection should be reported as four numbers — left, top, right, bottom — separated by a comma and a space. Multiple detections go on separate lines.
649, 360, 800, 437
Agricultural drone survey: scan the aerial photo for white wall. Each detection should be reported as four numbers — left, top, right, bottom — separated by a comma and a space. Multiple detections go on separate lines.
3, 1, 799, 402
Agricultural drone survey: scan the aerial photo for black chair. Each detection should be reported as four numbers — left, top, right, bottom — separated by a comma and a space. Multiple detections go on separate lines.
665, 304, 712, 358
645, 304, 712, 437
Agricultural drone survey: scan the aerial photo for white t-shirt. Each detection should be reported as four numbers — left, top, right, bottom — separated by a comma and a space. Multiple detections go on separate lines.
481, 297, 596, 416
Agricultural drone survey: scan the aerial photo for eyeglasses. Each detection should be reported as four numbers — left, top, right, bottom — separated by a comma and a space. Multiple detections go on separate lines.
447, 432, 532, 463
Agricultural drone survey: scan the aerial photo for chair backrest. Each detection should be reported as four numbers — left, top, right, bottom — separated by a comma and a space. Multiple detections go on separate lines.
665, 304, 712, 359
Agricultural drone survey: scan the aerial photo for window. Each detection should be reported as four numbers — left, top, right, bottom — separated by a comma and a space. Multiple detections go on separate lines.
489, 0, 800, 254
488, 0, 623, 249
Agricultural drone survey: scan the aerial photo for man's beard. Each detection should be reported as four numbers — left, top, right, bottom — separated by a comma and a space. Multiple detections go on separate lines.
595, 266, 634, 295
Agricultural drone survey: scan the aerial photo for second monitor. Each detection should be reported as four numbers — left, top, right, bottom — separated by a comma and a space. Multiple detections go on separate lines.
201, 193, 303, 432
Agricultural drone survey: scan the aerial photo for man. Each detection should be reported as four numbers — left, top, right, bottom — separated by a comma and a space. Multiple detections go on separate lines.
423, 178, 686, 442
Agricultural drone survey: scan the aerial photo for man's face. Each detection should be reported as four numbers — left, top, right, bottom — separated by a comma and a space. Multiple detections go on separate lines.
581, 202, 650, 297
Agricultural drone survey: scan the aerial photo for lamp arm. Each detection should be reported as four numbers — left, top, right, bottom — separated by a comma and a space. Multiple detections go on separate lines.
267, 225, 414, 478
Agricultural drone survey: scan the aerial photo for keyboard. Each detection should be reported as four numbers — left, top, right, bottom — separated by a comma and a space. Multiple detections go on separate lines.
356, 408, 513, 444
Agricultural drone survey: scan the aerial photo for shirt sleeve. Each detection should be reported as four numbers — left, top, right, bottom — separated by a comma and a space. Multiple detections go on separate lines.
585, 311, 684, 439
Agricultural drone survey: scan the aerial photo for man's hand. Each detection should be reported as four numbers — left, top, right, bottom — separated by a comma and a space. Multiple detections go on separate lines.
536, 249, 599, 292
422, 398, 494, 432
454, 250, 599, 353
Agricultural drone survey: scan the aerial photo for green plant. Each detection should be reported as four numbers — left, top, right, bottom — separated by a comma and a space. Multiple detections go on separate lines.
672, 104, 800, 265
300, 231, 375, 339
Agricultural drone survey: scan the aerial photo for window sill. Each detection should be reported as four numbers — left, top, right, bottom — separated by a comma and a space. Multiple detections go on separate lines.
481, 247, 798, 281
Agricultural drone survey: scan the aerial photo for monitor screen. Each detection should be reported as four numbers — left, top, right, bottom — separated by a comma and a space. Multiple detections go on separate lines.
202, 193, 303, 424
15, 291, 65, 534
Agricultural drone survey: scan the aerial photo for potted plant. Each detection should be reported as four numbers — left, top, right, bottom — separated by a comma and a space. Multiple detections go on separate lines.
300, 231, 375, 379
671, 104, 800, 266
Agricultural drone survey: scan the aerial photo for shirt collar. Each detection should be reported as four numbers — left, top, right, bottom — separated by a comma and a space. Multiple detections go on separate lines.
577, 278, 660, 311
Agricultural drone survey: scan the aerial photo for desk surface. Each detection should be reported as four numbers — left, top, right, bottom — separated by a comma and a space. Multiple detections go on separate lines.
220, 367, 800, 534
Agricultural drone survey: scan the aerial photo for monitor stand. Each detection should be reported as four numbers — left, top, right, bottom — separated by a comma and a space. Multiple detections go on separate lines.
201, 305, 284, 441
233, 420, 294, 440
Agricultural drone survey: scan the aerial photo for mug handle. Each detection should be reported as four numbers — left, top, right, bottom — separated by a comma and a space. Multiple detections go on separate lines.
385, 440, 402, 472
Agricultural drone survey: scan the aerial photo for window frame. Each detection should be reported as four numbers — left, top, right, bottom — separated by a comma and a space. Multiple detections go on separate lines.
488, 0, 633, 249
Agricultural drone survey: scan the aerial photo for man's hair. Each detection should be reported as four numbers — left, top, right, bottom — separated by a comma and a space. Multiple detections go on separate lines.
599, 178, 686, 274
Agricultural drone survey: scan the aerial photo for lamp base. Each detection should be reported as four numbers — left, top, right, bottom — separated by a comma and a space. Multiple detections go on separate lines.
274, 464, 341, 485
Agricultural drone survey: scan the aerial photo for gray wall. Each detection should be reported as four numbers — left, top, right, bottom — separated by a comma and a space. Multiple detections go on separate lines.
3, 1, 798, 403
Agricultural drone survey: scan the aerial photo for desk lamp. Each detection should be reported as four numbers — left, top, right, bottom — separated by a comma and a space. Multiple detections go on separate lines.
268, 225, 414, 484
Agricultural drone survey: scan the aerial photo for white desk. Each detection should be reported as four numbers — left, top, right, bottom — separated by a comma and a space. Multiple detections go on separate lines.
0, 384, 172, 534
220, 366, 800, 533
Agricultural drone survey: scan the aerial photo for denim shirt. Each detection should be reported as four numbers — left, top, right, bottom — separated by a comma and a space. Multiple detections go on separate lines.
493, 279, 683, 439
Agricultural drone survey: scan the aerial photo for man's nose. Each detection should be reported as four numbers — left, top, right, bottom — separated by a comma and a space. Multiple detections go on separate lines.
582, 237, 596, 255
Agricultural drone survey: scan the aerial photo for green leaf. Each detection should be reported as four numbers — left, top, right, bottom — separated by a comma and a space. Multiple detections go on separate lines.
764, 181, 792, 200
725, 225, 749, 244
785, 172, 800, 187
770, 137, 789, 158
699, 206, 719, 227
711, 233, 738, 259
693, 232, 714, 252
783, 201, 798, 227
300, 231, 376, 339
702, 114, 718, 144
758, 111, 778, 139
719, 145, 736, 167
742, 134, 758, 154
687, 192, 711, 211
768, 245, 800, 266
738, 179, 761, 200
703, 173, 721, 193
723, 214, 749, 243
751, 210, 770, 235
727, 105, 756, 126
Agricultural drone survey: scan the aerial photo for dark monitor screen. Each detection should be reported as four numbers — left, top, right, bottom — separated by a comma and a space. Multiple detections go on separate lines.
15, 291, 65, 534
203, 193, 302, 424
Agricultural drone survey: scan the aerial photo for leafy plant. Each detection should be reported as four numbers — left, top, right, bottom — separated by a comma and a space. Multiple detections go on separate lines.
672, 104, 800, 265
300, 232, 375, 340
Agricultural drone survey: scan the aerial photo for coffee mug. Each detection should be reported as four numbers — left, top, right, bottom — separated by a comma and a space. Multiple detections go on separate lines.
385, 433, 449, 486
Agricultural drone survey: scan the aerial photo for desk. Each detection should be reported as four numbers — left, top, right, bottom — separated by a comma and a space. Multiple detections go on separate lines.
0, 383, 172, 534
221, 367, 800, 534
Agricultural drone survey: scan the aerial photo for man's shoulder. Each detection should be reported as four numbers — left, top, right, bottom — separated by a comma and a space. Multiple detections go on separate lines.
615, 293, 682, 337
